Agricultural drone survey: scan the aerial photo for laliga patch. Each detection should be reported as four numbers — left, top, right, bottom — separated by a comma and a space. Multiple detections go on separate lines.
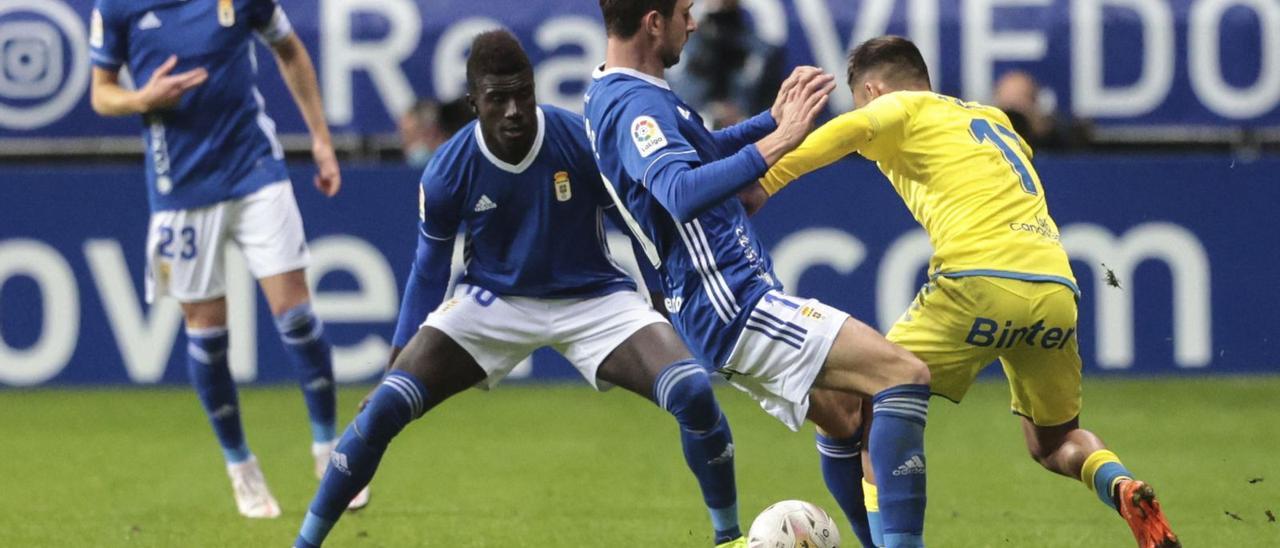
631, 115, 668, 158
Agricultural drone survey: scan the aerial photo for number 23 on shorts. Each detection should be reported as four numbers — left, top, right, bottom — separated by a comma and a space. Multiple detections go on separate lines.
158, 226, 197, 260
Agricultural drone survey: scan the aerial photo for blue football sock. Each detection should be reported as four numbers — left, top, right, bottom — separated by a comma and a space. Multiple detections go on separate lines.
869, 384, 929, 548
276, 302, 337, 443
654, 359, 740, 544
816, 432, 875, 547
186, 326, 250, 463
297, 371, 428, 547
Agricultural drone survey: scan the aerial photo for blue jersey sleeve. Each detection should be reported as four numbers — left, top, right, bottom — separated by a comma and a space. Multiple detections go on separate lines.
710, 110, 776, 153
613, 88, 768, 223
89, 1, 127, 70
391, 162, 464, 348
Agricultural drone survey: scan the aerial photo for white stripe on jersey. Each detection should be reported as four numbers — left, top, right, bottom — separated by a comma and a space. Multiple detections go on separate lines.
641, 149, 696, 186
691, 219, 739, 315
595, 207, 629, 278
675, 220, 738, 323
599, 173, 661, 268
252, 88, 284, 160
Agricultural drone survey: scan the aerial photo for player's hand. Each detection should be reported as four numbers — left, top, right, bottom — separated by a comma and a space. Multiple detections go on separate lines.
777, 72, 835, 145
136, 55, 208, 112
757, 71, 835, 164
312, 141, 342, 197
738, 181, 770, 216
771, 66, 825, 122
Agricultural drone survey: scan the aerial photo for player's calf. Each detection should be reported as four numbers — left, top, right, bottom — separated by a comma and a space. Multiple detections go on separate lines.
817, 320, 931, 548
808, 391, 875, 547
298, 371, 429, 547
653, 360, 741, 545
275, 302, 338, 445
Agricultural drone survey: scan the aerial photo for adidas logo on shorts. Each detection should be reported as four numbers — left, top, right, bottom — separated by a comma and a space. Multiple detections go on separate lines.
473, 194, 497, 212
892, 455, 925, 476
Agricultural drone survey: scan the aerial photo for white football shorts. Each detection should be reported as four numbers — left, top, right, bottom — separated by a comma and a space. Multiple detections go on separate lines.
422, 283, 668, 389
145, 181, 310, 303
720, 290, 849, 431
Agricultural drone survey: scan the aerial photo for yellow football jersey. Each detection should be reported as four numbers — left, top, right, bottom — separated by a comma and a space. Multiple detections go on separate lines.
762, 90, 1077, 291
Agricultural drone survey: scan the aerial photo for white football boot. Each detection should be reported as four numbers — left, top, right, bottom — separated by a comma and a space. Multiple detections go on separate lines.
225, 456, 282, 518
312, 441, 371, 510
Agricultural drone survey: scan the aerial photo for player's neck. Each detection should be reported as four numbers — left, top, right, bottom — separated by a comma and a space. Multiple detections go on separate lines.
484, 129, 534, 166
604, 38, 667, 81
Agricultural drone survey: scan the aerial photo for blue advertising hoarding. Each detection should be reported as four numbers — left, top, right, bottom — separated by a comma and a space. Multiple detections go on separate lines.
0, 155, 1275, 387
1, 0, 1279, 139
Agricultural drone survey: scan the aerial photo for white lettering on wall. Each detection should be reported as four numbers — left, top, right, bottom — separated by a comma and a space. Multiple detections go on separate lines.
1188, 0, 1280, 119
307, 236, 400, 382
1072, 0, 1175, 117
84, 239, 182, 384
963, 0, 1050, 102
321, 0, 422, 124
0, 239, 79, 385
1061, 222, 1212, 369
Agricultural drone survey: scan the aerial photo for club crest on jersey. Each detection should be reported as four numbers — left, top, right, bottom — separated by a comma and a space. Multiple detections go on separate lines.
218, 0, 235, 27
553, 171, 572, 202
630, 115, 667, 158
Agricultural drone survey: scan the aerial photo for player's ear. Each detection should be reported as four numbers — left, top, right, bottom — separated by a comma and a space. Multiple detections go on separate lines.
642, 9, 663, 38
465, 93, 478, 116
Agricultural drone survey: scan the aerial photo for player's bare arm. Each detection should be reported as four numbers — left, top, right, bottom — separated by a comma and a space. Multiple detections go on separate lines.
270, 33, 341, 197
90, 55, 207, 116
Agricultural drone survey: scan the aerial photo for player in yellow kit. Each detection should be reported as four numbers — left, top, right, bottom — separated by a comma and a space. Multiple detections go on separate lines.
755, 37, 1179, 548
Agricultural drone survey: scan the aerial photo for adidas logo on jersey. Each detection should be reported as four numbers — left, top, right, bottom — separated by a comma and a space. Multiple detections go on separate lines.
138, 11, 162, 30
473, 194, 497, 212
892, 455, 926, 476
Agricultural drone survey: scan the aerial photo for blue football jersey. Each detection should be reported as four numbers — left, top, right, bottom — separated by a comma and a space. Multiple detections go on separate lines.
419, 105, 636, 299
584, 67, 781, 367
91, 0, 291, 212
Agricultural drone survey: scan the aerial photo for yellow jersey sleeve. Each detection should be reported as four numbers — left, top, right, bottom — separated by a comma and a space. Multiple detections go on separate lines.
759, 92, 913, 195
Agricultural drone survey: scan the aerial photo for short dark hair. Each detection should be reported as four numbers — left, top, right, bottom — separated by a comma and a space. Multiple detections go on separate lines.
466, 29, 532, 92
599, 0, 677, 38
846, 35, 930, 89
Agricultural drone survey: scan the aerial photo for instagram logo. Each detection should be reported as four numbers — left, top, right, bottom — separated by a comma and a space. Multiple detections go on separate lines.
0, 0, 89, 130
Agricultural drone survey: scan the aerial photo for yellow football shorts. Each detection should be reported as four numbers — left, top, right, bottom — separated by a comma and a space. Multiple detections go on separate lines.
886, 275, 1082, 426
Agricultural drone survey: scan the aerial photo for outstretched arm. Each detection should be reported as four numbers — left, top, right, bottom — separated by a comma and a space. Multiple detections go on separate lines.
708, 66, 827, 152
389, 229, 454, 360
268, 26, 340, 197
631, 73, 835, 222
760, 93, 911, 196
709, 110, 776, 152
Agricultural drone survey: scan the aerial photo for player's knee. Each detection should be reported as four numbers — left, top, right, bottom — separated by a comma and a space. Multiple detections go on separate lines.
354, 372, 429, 446
895, 349, 930, 386
815, 412, 861, 440
655, 363, 721, 433
274, 302, 326, 347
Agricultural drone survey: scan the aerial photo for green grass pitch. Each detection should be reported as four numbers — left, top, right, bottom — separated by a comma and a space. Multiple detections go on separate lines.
2, 377, 1277, 546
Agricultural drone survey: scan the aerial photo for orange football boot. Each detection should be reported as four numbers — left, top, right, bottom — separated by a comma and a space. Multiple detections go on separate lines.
1116, 480, 1180, 548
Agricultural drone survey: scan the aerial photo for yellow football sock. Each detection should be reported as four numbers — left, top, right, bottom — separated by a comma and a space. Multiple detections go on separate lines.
1081, 449, 1132, 510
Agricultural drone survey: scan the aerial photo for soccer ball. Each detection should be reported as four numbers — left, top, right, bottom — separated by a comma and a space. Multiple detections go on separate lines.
747, 500, 841, 548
